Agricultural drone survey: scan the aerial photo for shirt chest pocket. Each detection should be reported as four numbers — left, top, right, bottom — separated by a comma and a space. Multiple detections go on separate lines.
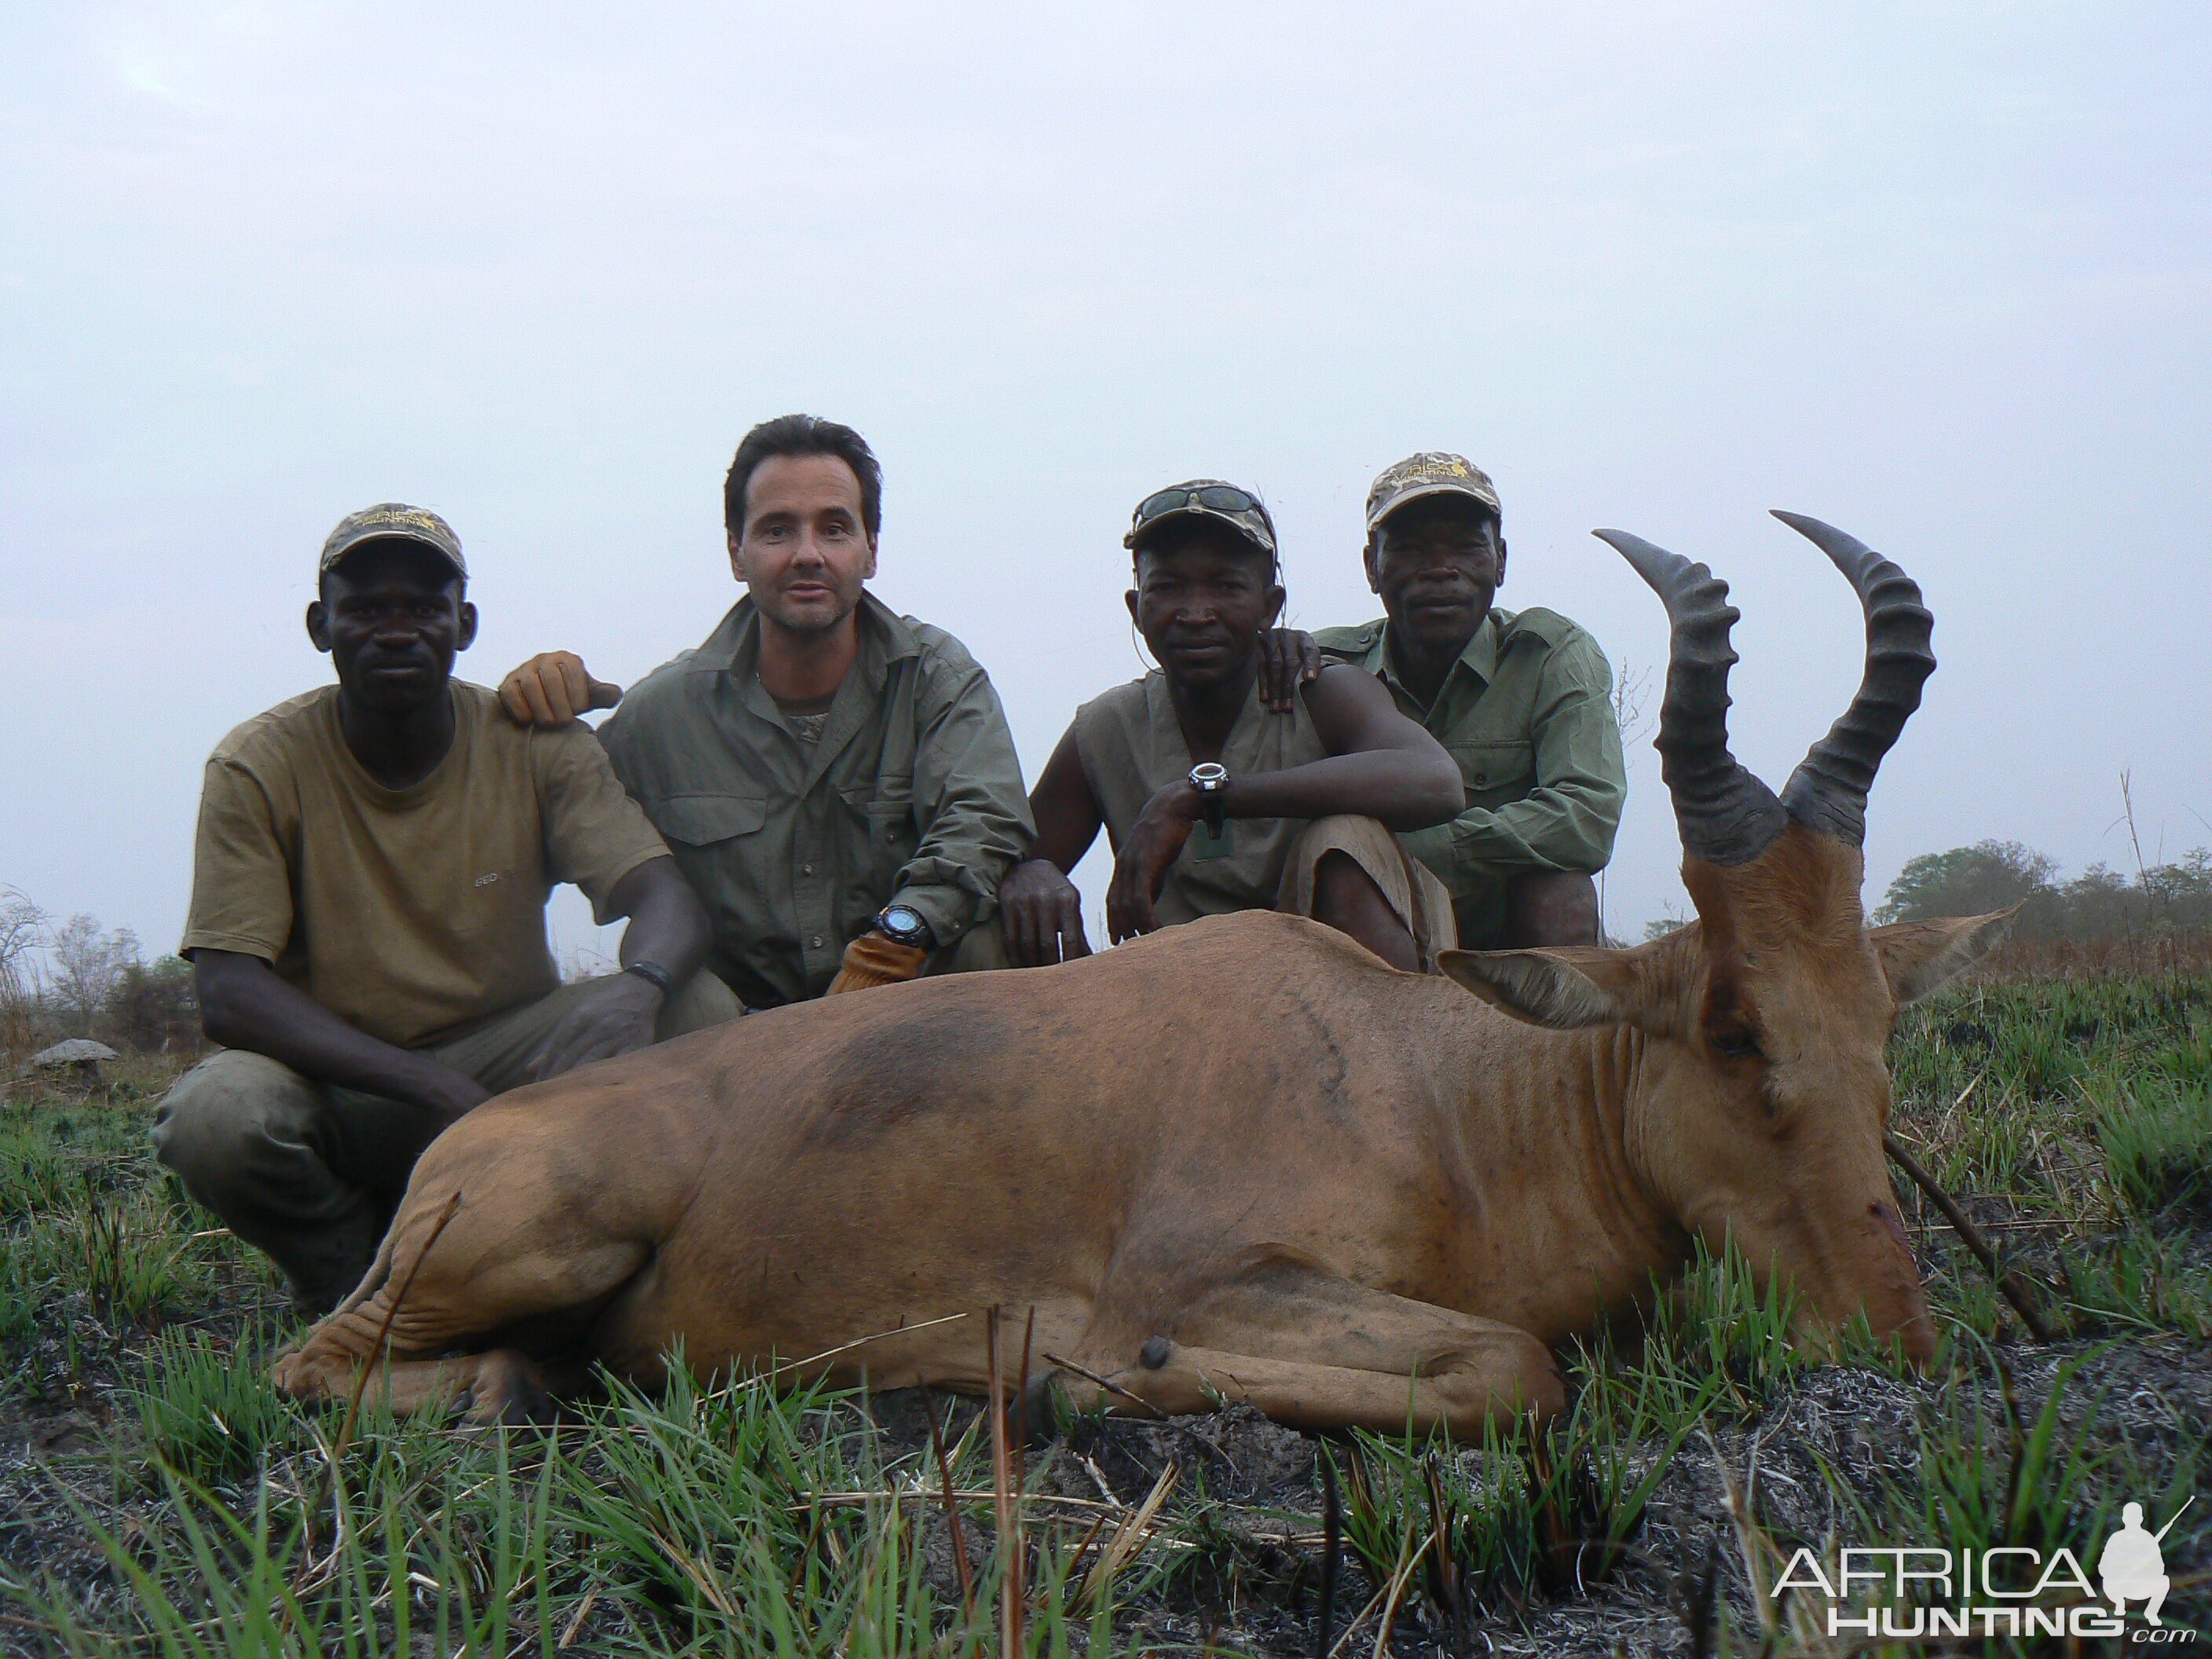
840, 783, 916, 865
651, 793, 768, 848
1448, 739, 1536, 803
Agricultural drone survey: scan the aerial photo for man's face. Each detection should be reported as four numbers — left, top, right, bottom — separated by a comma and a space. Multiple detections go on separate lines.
1365, 495, 1506, 656
1125, 526, 1285, 692
728, 453, 877, 634
306, 541, 475, 712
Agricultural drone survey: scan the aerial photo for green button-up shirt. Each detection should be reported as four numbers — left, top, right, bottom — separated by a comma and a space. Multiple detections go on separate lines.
597, 592, 1034, 1009
1313, 606, 1626, 947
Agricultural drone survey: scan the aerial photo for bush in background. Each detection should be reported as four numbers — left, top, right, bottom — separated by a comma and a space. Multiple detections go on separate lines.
1876, 839, 2212, 940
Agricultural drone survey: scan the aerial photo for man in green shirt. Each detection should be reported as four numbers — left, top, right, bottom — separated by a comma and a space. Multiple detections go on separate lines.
497, 415, 1034, 1008
1308, 453, 1626, 947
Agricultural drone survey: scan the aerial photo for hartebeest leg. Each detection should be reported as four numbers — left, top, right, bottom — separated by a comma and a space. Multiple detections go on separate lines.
270, 1169, 651, 1422
1064, 1256, 1563, 1435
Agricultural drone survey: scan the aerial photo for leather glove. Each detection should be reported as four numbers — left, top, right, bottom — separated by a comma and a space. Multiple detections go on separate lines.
826, 932, 928, 995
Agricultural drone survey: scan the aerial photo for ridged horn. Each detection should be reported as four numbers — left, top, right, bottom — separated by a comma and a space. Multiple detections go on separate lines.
1595, 529, 1788, 866
1771, 512, 1936, 847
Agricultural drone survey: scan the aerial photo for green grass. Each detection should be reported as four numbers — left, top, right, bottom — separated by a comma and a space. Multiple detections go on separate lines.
0, 975, 2204, 1655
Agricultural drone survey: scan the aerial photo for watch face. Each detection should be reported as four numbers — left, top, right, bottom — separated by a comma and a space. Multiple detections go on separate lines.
1190, 762, 1228, 789
879, 905, 928, 944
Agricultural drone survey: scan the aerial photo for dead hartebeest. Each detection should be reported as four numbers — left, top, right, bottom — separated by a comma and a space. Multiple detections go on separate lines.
273, 512, 2008, 1434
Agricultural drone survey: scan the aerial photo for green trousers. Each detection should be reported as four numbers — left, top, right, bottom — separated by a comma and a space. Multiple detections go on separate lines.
151, 972, 740, 1313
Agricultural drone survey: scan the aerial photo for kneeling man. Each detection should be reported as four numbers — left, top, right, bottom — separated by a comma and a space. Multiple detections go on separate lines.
999, 481, 1463, 969
496, 416, 1033, 1007
154, 505, 733, 1314
1313, 454, 1626, 947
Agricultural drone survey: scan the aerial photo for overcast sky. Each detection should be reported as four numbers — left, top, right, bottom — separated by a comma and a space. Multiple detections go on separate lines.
3, 2, 2207, 965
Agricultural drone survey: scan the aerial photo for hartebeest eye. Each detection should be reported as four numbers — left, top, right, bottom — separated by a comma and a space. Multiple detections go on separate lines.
1708, 1026, 1762, 1060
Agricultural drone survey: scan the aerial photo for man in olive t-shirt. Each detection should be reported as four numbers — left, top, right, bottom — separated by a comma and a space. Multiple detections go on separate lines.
152, 504, 738, 1313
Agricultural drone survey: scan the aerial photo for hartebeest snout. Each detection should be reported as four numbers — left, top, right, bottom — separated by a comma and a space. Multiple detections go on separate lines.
272, 512, 2006, 1435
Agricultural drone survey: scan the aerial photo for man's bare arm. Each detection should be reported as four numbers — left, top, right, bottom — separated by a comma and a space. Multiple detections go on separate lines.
1104, 668, 1461, 943
531, 856, 712, 1079
1221, 664, 1462, 830
498, 651, 625, 727
999, 725, 1104, 967
194, 950, 490, 1126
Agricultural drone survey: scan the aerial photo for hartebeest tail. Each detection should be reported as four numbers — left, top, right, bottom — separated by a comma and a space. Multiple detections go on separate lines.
274, 511, 2005, 1434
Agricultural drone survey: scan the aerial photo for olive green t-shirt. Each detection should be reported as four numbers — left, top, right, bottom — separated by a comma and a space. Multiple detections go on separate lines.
181, 681, 671, 1049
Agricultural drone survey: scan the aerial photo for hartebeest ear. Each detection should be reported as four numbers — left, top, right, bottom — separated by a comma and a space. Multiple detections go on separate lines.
1869, 909, 2019, 1005
1437, 947, 1647, 1031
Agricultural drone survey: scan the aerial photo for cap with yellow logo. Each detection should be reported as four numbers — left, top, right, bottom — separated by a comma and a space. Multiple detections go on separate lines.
1364, 453, 1501, 536
318, 503, 467, 580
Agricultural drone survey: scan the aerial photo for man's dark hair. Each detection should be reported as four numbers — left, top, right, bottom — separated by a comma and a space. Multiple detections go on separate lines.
723, 414, 884, 540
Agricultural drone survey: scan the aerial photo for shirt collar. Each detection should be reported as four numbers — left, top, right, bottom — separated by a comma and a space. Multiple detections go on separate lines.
1373, 606, 1508, 696
687, 588, 920, 674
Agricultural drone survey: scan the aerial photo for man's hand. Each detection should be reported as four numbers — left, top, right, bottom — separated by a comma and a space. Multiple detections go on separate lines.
998, 859, 1093, 967
498, 652, 624, 727
1256, 628, 1321, 712
532, 972, 663, 1080
1106, 781, 1200, 943
194, 947, 494, 1129
419, 1068, 496, 1130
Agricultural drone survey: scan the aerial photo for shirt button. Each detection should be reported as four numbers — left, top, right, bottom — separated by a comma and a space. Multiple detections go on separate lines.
800, 862, 815, 876
810, 935, 825, 949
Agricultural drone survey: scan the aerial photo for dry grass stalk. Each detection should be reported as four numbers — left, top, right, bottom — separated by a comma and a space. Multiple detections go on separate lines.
987, 1306, 1021, 1659
1883, 1132, 2059, 1341
919, 1382, 976, 1614
1075, 1457, 1180, 1613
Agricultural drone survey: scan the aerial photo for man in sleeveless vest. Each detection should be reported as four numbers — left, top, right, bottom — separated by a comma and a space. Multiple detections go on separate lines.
1295, 454, 1626, 948
493, 416, 1035, 1009
997, 480, 1464, 971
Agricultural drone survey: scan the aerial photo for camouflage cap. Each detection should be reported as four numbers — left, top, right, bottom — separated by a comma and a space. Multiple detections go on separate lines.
1123, 478, 1277, 558
318, 503, 467, 580
1364, 452, 1501, 536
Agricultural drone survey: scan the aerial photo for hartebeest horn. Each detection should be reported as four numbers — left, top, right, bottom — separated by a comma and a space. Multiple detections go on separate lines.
1595, 529, 1789, 866
1771, 511, 1936, 847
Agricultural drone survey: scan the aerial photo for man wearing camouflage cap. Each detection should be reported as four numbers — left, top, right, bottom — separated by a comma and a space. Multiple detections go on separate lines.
998, 478, 1463, 969
1305, 454, 1627, 947
152, 504, 736, 1313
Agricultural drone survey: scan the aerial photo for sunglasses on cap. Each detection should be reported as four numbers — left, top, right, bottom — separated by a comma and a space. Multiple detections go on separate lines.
1133, 483, 1262, 525
1124, 482, 1277, 555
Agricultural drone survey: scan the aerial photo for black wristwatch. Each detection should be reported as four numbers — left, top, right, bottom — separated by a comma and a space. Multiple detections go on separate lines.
624, 958, 675, 997
1189, 762, 1229, 837
873, 903, 934, 950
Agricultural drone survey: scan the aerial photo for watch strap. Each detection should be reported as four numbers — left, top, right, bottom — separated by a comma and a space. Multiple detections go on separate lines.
624, 959, 676, 997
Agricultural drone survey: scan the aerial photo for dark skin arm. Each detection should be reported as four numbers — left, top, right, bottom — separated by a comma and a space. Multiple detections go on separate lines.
529, 855, 712, 1079
998, 724, 1105, 967
1001, 665, 1463, 960
1107, 664, 1460, 942
194, 855, 712, 1128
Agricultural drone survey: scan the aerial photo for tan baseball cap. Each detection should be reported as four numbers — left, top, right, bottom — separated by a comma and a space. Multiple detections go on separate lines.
318, 503, 467, 580
1364, 452, 1501, 535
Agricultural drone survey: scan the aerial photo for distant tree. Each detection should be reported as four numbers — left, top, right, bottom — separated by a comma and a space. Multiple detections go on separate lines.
1875, 840, 2059, 928
102, 955, 200, 1054
1877, 839, 2212, 942
48, 915, 141, 1038
0, 887, 47, 1059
